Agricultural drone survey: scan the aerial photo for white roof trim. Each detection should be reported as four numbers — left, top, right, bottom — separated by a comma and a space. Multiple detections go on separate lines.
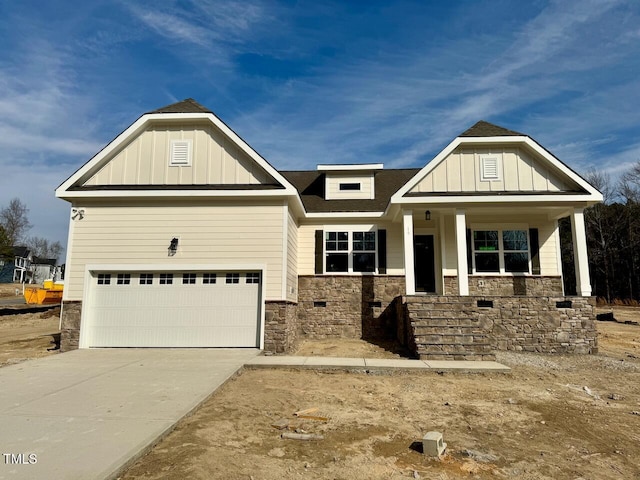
391, 135, 603, 204
317, 163, 384, 171
397, 194, 600, 205
305, 211, 385, 219
56, 112, 299, 199
57, 189, 294, 199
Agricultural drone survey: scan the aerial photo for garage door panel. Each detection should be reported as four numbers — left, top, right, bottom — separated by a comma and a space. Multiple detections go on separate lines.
86, 271, 261, 348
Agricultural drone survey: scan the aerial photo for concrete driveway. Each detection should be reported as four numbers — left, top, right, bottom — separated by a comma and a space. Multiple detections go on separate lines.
0, 348, 259, 480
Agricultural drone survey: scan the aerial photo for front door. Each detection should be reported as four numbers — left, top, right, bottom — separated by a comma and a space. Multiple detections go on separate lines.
414, 235, 436, 293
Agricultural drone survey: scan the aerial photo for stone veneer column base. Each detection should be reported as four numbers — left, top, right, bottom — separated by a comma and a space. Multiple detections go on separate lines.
264, 301, 298, 354
60, 301, 82, 352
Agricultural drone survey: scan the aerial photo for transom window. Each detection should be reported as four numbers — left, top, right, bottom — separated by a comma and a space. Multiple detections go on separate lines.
116, 273, 131, 285
246, 272, 260, 284
159, 273, 173, 285
325, 230, 377, 273
473, 229, 530, 274
203, 273, 217, 284
97, 274, 111, 285
140, 273, 153, 285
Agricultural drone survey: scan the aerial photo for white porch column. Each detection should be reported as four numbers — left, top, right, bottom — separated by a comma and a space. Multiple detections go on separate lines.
402, 209, 415, 295
570, 207, 592, 296
455, 209, 469, 296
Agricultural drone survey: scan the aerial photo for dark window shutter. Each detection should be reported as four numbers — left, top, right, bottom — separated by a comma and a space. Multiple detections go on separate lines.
378, 229, 387, 274
315, 230, 323, 274
529, 228, 540, 275
466, 228, 473, 274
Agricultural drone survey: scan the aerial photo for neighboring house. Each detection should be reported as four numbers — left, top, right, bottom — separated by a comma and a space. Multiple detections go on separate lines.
0, 246, 32, 283
31, 257, 58, 285
55, 99, 602, 358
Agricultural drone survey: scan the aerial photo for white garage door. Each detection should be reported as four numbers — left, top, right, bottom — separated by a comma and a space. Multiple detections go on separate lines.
85, 271, 261, 348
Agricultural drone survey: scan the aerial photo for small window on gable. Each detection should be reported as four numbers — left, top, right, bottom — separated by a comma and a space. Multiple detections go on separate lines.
481, 155, 500, 181
339, 183, 361, 191
169, 140, 192, 167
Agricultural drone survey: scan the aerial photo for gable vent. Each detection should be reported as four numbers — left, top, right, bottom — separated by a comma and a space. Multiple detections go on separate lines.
481, 155, 500, 181
170, 140, 192, 166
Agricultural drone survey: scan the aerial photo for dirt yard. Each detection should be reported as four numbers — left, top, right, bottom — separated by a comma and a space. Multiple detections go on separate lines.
117, 309, 640, 480
1, 290, 638, 479
0, 284, 60, 367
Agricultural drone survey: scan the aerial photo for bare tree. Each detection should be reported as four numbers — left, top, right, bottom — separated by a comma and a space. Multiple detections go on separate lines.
27, 237, 63, 262
584, 169, 614, 302
0, 226, 12, 259
618, 160, 640, 203
0, 198, 31, 245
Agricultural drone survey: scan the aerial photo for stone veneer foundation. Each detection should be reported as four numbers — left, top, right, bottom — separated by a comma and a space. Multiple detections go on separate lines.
264, 301, 298, 354
59, 274, 595, 358
296, 275, 405, 341
403, 295, 596, 360
444, 275, 564, 296
60, 301, 82, 352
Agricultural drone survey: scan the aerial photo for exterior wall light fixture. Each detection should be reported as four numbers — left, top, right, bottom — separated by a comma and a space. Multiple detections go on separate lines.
425, 210, 431, 221
168, 237, 179, 256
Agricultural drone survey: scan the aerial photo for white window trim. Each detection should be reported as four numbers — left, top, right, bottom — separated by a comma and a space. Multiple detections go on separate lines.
470, 223, 531, 276
169, 139, 192, 167
480, 154, 502, 182
323, 225, 378, 275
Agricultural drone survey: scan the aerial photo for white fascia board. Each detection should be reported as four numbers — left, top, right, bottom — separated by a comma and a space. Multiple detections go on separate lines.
56, 189, 297, 200
520, 137, 602, 200
56, 115, 151, 195
317, 163, 384, 171
305, 211, 385, 219
391, 137, 462, 202
390, 135, 603, 204
56, 112, 299, 197
397, 194, 598, 205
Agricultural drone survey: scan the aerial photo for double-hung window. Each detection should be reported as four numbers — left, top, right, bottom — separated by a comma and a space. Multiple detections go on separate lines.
325, 230, 376, 273
472, 227, 530, 274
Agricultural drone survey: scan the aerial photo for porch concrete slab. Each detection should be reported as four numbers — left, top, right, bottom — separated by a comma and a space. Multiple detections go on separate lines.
303, 356, 367, 367
248, 356, 509, 372
364, 358, 429, 369
0, 348, 259, 480
423, 360, 511, 372
245, 355, 308, 366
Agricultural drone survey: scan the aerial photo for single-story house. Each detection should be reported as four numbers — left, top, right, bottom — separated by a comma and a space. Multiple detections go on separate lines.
0, 246, 32, 283
56, 99, 602, 358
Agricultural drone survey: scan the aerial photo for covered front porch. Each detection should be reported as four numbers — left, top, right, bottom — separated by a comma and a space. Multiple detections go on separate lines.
396, 205, 592, 298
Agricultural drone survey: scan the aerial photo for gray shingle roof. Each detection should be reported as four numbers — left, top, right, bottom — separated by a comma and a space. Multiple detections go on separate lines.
148, 98, 213, 114
460, 120, 525, 137
12, 246, 29, 258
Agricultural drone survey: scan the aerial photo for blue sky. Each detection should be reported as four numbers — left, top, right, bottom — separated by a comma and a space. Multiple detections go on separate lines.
0, 0, 639, 257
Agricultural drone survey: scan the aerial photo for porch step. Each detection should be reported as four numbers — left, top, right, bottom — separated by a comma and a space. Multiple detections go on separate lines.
403, 297, 497, 361
415, 334, 489, 346
411, 318, 480, 328
412, 325, 483, 335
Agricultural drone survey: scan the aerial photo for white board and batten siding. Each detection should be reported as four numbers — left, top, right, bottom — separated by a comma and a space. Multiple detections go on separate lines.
82, 123, 277, 187
410, 146, 579, 194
